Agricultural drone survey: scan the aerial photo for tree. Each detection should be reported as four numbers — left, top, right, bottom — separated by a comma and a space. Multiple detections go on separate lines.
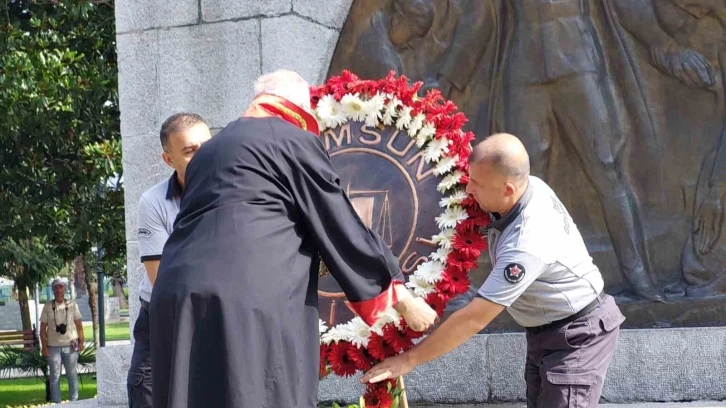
0, 238, 61, 330
0, 0, 123, 336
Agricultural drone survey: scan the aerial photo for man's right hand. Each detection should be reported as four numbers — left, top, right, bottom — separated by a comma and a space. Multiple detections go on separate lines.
41, 346, 50, 358
393, 289, 437, 332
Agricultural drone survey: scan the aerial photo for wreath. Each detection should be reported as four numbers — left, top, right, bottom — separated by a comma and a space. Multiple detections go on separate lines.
311, 71, 489, 408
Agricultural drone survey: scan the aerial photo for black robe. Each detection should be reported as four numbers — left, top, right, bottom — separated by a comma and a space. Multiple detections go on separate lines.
149, 116, 403, 408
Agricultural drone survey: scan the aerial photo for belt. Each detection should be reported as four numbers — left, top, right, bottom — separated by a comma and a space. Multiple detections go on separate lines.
140, 298, 150, 311
526, 291, 605, 334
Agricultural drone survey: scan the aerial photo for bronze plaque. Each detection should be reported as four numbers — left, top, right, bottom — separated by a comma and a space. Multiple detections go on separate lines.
317, 122, 443, 327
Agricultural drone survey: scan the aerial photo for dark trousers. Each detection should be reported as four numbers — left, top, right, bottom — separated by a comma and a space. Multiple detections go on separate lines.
525, 294, 625, 408
127, 299, 153, 408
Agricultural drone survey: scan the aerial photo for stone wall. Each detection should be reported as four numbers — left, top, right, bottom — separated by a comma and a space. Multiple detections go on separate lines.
116, 0, 352, 331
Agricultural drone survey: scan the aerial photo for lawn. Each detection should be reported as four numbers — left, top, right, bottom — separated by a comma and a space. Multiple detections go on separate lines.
0, 373, 96, 407
82, 321, 129, 342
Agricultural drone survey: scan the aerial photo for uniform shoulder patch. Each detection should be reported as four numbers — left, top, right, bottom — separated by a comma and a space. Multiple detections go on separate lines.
504, 263, 525, 284
138, 228, 152, 238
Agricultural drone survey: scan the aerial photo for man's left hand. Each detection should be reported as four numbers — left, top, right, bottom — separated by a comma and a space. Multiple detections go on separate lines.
360, 354, 414, 384
78, 340, 84, 351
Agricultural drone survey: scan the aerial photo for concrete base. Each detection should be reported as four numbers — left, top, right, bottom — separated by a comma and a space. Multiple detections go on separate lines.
95, 328, 726, 406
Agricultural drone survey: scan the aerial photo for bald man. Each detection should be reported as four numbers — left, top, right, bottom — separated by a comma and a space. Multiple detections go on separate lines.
362, 134, 625, 408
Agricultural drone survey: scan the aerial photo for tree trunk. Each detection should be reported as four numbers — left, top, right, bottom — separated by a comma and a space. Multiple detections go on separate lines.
111, 278, 128, 309
17, 284, 32, 331
83, 258, 99, 348
73, 256, 87, 297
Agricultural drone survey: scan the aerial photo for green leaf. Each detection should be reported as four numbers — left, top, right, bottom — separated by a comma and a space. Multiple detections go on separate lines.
391, 396, 400, 408
332, 403, 340, 408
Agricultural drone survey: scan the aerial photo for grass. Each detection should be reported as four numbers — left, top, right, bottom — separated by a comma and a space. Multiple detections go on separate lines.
81, 321, 129, 342
0, 373, 96, 407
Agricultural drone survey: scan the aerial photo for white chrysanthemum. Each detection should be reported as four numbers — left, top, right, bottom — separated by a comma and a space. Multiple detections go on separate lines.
424, 137, 450, 163
371, 307, 403, 332
436, 206, 468, 229
341, 93, 369, 122
396, 106, 413, 130
406, 275, 437, 297
414, 260, 445, 284
437, 170, 465, 193
430, 246, 451, 263
407, 113, 426, 138
432, 229, 455, 250
326, 102, 348, 129
434, 155, 458, 176
382, 96, 402, 126
319, 319, 328, 335
343, 317, 372, 348
439, 190, 468, 208
415, 123, 437, 148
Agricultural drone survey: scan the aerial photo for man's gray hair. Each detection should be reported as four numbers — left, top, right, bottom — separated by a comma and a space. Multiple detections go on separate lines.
253, 70, 311, 110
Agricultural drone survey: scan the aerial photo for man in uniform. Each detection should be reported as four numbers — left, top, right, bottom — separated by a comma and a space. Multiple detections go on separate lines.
362, 134, 626, 408
149, 70, 437, 408
126, 113, 212, 407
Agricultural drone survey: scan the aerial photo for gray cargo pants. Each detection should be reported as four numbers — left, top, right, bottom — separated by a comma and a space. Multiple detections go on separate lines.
525, 293, 625, 407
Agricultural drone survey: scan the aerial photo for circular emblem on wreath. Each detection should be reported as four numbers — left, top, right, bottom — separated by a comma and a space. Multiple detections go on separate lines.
311, 71, 489, 406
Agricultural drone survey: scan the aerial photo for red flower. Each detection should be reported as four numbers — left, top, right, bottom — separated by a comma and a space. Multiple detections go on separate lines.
319, 344, 330, 378
364, 385, 393, 408
447, 250, 478, 274
347, 344, 372, 371
382, 324, 413, 353
425, 292, 450, 317
367, 332, 395, 361
402, 325, 426, 340
327, 342, 358, 377
453, 230, 488, 259
437, 268, 472, 297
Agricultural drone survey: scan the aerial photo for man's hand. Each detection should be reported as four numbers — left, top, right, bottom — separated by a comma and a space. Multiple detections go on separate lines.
78, 339, 85, 351
41, 346, 50, 358
361, 353, 414, 384
393, 288, 437, 332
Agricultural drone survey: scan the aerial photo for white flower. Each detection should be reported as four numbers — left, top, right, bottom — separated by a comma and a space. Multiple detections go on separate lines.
435, 206, 468, 229
434, 155, 458, 176
439, 190, 468, 208
382, 96, 402, 126
316, 95, 336, 120
424, 137, 450, 163
369, 93, 386, 112
407, 113, 426, 138
437, 170, 465, 193
321, 325, 346, 344
319, 319, 328, 335
406, 275, 437, 297
415, 123, 437, 147
396, 106, 413, 130
371, 307, 403, 332
364, 93, 386, 127
343, 317, 372, 348
430, 246, 451, 263
341, 93, 369, 122
432, 229, 455, 250
414, 260, 445, 284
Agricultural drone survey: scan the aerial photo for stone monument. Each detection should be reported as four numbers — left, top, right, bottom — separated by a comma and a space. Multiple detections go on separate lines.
102, 0, 726, 405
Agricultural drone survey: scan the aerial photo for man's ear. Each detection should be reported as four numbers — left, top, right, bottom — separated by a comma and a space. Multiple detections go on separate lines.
162, 151, 174, 168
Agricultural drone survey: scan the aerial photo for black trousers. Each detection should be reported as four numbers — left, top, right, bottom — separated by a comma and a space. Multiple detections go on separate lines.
127, 299, 153, 408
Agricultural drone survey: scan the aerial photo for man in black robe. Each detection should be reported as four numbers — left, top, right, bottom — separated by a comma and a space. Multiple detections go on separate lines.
149, 70, 437, 408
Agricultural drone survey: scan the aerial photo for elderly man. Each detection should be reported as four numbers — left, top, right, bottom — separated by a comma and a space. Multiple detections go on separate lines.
150, 70, 437, 408
363, 134, 625, 408
40, 278, 84, 403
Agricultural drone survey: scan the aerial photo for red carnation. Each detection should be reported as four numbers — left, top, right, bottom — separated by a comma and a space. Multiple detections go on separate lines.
437, 268, 472, 297
364, 385, 393, 408
383, 324, 414, 353
367, 332, 396, 361
327, 342, 358, 377
453, 230, 488, 259
347, 344, 372, 371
